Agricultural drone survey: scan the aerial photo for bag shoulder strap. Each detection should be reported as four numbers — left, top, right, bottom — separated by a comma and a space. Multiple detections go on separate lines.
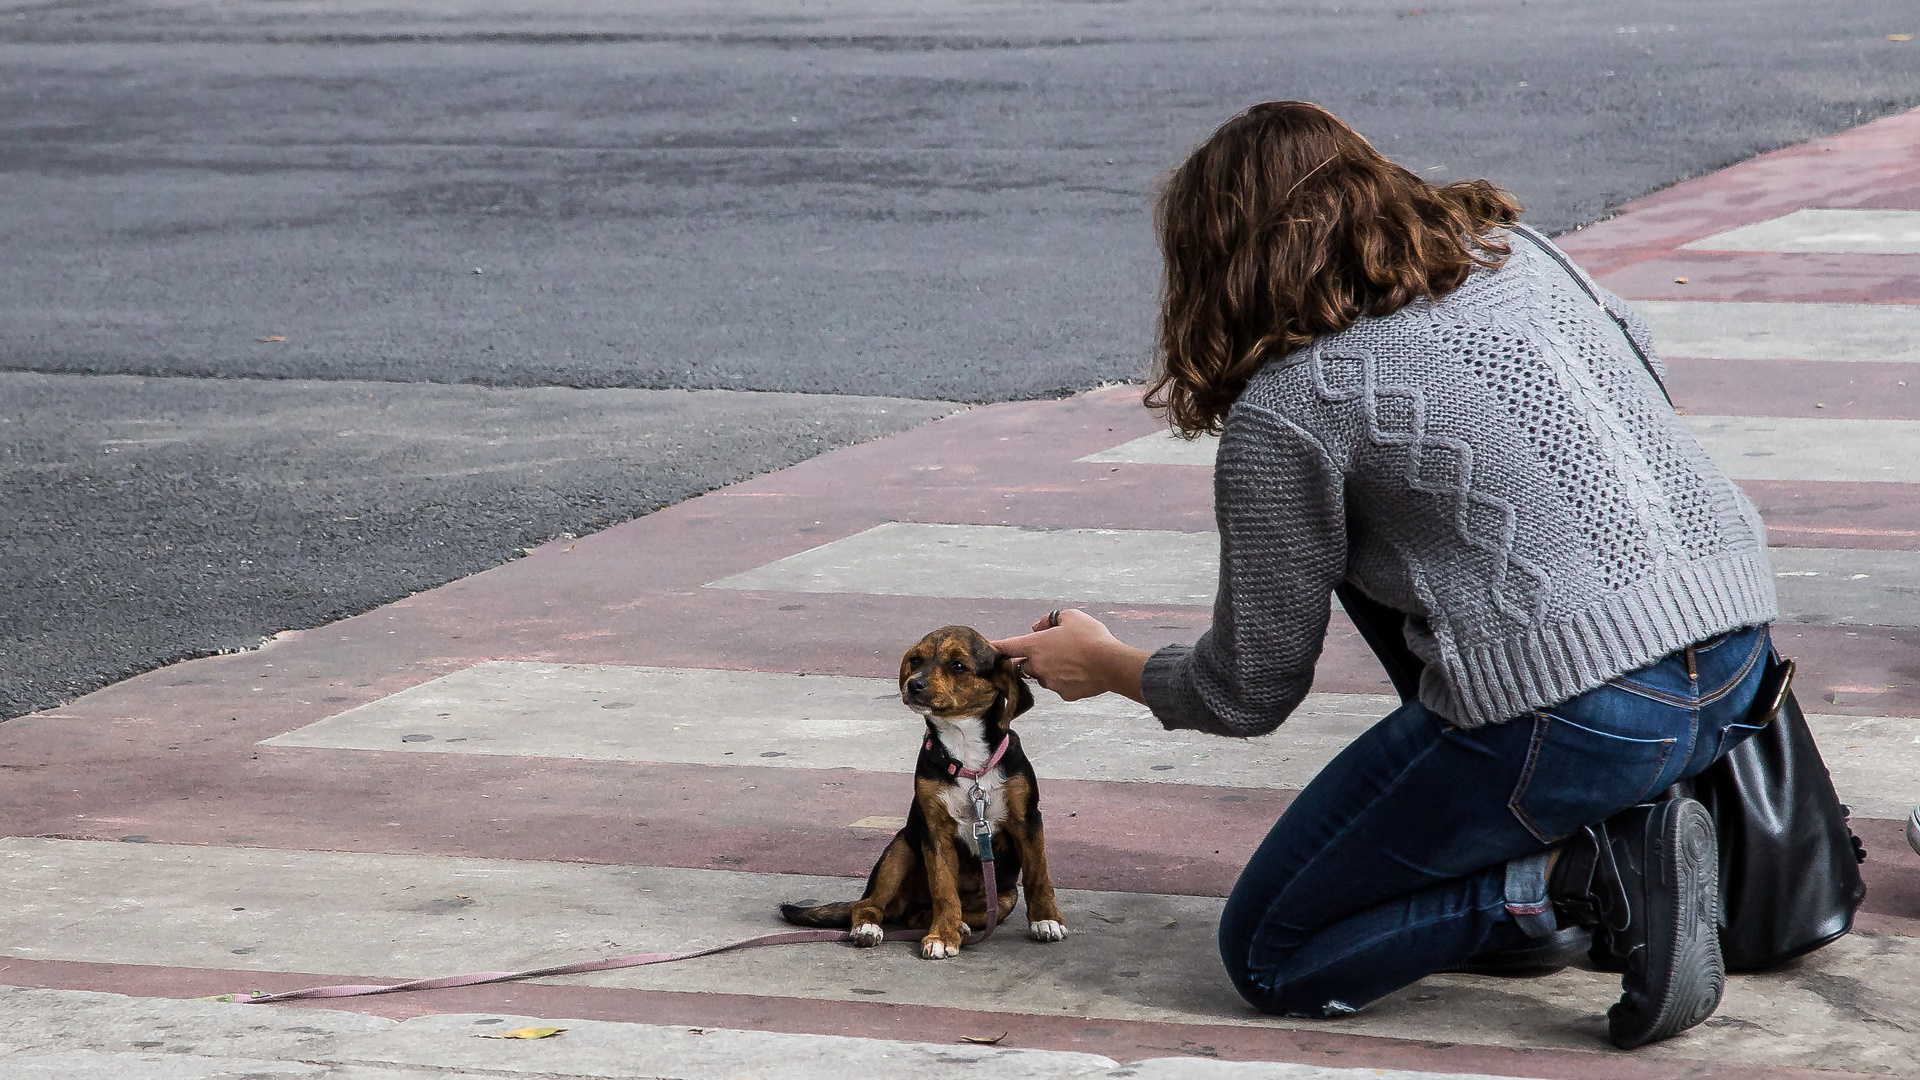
1508, 224, 1672, 406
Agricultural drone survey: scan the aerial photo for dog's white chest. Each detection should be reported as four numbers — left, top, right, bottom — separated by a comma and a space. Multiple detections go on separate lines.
930, 721, 1011, 848
937, 773, 1009, 844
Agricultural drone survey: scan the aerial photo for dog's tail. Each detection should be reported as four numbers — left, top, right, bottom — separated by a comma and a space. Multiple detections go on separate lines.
778, 900, 855, 928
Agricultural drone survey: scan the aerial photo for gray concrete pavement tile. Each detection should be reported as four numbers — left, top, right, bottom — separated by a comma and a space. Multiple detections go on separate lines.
330, 1011, 1119, 1078
0, 988, 1120, 1080
0, 1049, 397, 1080
705, 521, 1920, 629
1683, 209, 1920, 255
258, 661, 1396, 790
0, 984, 393, 1058
1085, 417, 1920, 484
258, 661, 1920, 818
1640, 302, 1920, 363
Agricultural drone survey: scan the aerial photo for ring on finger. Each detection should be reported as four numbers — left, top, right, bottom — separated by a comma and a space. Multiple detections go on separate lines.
1047, 609, 1062, 628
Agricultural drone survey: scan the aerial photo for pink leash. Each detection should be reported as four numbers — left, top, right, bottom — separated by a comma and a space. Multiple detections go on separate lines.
217, 736, 1015, 1005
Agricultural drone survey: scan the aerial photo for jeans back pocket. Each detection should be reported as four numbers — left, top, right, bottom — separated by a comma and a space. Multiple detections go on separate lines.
1509, 711, 1676, 843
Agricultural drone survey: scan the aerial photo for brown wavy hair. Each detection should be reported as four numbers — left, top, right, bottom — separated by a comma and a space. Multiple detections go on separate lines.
1147, 101, 1522, 436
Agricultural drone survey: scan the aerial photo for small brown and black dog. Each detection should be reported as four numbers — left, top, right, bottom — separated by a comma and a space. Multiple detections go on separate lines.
780, 625, 1067, 959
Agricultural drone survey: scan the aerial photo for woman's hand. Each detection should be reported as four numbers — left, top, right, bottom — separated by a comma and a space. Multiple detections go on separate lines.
991, 609, 1151, 704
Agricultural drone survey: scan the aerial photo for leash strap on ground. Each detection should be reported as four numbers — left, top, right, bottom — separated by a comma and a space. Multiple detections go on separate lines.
216, 858, 1006, 1004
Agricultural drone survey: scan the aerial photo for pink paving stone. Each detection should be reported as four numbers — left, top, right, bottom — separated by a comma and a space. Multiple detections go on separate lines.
1663, 359, 1920, 422
1597, 252, 1920, 305
1743, 479, 1920, 551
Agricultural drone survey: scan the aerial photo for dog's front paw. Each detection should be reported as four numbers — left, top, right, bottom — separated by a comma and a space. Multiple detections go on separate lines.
850, 922, 884, 947
920, 930, 964, 959
1028, 919, 1067, 943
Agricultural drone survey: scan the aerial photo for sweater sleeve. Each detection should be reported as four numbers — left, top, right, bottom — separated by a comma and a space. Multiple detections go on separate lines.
1139, 402, 1347, 737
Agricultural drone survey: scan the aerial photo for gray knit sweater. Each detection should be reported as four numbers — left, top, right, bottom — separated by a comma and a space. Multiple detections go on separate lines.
1140, 229, 1777, 734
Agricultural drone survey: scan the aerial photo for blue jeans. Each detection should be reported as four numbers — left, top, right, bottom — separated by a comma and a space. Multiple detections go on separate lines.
1218, 625, 1772, 1017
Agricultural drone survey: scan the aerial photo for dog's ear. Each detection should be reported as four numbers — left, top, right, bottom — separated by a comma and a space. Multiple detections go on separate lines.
992, 651, 1035, 723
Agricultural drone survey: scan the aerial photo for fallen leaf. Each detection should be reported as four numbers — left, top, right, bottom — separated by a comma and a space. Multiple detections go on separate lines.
689, 1028, 713, 1035
256, 335, 286, 343
960, 1032, 1008, 1045
1673, 277, 1688, 284
1889, 34, 1912, 42
1085, 910, 1125, 924
478, 1027, 566, 1040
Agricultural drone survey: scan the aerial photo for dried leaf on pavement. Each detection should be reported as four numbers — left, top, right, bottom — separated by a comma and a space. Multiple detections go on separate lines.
477, 1027, 566, 1040
960, 1032, 1008, 1045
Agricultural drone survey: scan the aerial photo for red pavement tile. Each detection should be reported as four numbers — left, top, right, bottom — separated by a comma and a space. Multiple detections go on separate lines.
1665, 359, 1920, 421
1762, 624, 1920, 715
4, 743, 1912, 918
1597, 252, 1920, 305
1745, 481, 1920, 552
0, 750, 1281, 898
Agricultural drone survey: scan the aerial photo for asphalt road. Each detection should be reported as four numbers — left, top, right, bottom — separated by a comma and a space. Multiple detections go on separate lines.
3, 0, 1919, 718
0, 373, 958, 716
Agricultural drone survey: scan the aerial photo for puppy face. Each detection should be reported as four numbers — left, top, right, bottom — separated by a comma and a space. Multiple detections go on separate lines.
899, 625, 1032, 724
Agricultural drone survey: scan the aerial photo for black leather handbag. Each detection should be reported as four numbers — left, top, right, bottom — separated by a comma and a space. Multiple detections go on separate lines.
1683, 654, 1868, 970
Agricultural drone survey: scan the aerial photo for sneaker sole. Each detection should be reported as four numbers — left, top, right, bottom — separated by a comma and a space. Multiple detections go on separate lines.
1608, 798, 1726, 1049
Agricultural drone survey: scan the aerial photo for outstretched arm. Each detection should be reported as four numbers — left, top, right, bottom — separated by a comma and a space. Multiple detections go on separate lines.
999, 403, 1347, 737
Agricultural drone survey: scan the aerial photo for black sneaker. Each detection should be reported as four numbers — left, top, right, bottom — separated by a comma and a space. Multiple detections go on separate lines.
1552, 796, 1725, 1048
1444, 925, 1593, 976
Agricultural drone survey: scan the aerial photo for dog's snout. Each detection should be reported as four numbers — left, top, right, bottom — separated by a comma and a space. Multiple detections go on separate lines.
905, 676, 929, 697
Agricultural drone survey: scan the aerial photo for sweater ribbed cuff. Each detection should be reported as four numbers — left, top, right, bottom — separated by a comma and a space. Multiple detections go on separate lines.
1140, 642, 1218, 734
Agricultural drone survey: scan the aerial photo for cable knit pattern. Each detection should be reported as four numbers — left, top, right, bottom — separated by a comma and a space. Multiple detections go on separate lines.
1141, 229, 1777, 735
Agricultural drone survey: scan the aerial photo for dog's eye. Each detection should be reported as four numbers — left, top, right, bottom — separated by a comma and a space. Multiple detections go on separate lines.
947, 659, 968, 674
